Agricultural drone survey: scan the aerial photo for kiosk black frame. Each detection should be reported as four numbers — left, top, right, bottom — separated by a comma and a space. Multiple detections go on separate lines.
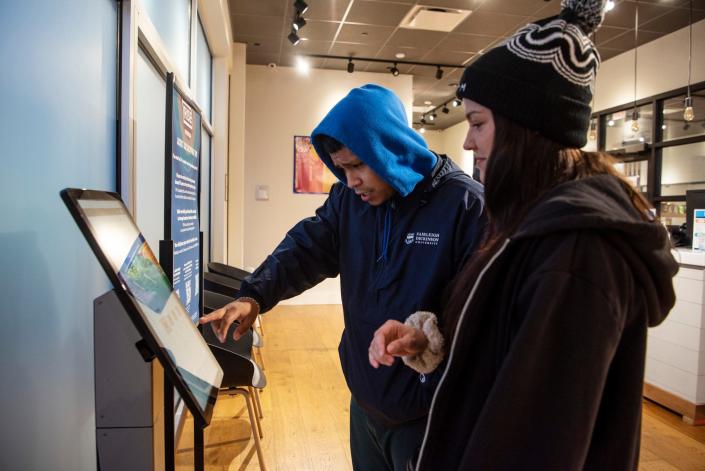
61, 188, 222, 430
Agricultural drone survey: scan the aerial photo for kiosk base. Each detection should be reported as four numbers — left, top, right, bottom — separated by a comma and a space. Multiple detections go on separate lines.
94, 290, 159, 470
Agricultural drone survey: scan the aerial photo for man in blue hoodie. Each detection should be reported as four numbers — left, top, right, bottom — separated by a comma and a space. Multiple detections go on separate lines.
200, 84, 485, 470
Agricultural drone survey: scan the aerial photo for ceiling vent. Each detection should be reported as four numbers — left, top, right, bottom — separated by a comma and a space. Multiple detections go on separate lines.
399, 5, 472, 32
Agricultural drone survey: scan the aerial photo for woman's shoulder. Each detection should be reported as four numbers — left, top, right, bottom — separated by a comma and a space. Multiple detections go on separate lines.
524, 230, 634, 296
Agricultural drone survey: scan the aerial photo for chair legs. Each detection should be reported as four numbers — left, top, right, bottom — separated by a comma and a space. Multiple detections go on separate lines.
250, 386, 265, 422
226, 387, 267, 471
245, 386, 263, 438
254, 347, 266, 371
255, 314, 264, 336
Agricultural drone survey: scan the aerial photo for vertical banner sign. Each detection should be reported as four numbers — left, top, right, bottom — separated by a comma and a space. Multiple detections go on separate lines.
166, 74, 202, 323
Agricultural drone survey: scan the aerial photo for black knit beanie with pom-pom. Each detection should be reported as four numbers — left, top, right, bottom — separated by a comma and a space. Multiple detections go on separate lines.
456, 0, 605, 148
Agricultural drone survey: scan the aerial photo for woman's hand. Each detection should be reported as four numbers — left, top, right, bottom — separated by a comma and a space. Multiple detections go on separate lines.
368, 319, 429, 368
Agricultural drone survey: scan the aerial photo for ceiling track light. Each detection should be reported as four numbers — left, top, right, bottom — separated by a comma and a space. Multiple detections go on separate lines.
441, 105, 449, 114
294, 0, 309, 15
390, 63, 400, 76
293, 15, 306, 31
300, 55, 464, 78
452, 98, 461, 107
288, 29, 301, 46
347, 58, 355, 73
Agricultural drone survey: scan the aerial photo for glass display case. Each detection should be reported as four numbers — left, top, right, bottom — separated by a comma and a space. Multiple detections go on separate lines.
660, 141, 705, 196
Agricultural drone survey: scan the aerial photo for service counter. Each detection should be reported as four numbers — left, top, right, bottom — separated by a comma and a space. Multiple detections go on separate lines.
644, 248, 705, 425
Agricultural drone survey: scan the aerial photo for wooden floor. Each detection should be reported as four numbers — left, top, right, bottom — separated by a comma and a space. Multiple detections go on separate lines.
177, 304, 705, 471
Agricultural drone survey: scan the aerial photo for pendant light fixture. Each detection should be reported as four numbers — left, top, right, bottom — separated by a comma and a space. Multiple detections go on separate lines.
588, 29, 599, 141
630, 1, 640, 133
588, 120, 598, 141
684, 0, 695, 121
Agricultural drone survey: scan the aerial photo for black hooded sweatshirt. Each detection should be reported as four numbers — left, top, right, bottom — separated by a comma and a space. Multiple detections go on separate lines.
414, 175, 678, 470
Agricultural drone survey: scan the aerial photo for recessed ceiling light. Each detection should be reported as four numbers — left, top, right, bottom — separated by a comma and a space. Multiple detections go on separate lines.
395, 52, 406, 59
424, 100, 432, 105
296, 56, 310, 74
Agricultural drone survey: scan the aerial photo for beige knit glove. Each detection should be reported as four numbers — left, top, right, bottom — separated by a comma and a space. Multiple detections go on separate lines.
401, 311, 445, 374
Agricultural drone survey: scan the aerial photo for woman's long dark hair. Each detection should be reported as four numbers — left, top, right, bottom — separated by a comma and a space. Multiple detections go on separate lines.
442, 112, 653, 340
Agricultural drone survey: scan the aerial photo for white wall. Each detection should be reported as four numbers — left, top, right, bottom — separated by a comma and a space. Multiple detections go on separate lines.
199, 0, 233, 263
241, 65, 413, 304
440, 119, 474, 175
594, 19, 705, 113
420, 129, 443, 152
421, 123, 474, 175
228, 43, 247, 266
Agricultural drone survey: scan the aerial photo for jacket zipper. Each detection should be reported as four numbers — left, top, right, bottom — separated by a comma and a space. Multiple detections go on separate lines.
415, 238, 512, 470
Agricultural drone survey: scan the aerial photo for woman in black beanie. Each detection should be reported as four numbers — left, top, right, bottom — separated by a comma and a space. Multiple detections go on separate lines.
368, 1, 678, 469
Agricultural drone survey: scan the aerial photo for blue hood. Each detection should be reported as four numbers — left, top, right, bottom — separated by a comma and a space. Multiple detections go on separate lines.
311, 84, 437, 197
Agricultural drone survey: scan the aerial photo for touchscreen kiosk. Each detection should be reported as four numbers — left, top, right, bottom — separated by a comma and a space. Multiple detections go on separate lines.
61, 188, 223, 426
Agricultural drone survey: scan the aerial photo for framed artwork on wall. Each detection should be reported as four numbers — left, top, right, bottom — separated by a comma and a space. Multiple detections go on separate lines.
293, 135, 337, 194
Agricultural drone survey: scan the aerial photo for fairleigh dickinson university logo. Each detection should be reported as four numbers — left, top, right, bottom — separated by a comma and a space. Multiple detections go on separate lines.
405, 232, 440, 246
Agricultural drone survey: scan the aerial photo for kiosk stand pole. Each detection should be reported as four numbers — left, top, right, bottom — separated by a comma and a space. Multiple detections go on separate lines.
194, 231, 205, 471
194, 424, 204, 471
164, 379, 175, 471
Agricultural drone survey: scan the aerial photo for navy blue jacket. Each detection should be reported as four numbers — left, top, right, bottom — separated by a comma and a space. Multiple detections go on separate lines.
238, 85, 485, 424
239, 155, 484, 424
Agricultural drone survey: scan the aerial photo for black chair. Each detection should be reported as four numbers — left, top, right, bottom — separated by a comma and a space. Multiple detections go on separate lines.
204, 290, 235, 314
202, 289, 266, 424
203, 289, 264, 362
208, 262, 252, 281
204, 271, 241, 298
207, 263, 265, 338
206, 338, 267, 470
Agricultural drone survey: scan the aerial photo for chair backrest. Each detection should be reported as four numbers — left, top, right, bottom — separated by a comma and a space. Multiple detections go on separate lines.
199, 299, 266, 389
204, 272, 241, 298
203, 290, 235, 314
208, 343, 265, 389
208, 262, 252, 281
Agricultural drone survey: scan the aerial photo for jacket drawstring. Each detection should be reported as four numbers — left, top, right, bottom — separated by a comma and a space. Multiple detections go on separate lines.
377, 204, 392, 262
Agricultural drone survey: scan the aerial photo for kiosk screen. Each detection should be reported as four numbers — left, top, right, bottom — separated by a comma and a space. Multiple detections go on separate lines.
61, 188, 222, 426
